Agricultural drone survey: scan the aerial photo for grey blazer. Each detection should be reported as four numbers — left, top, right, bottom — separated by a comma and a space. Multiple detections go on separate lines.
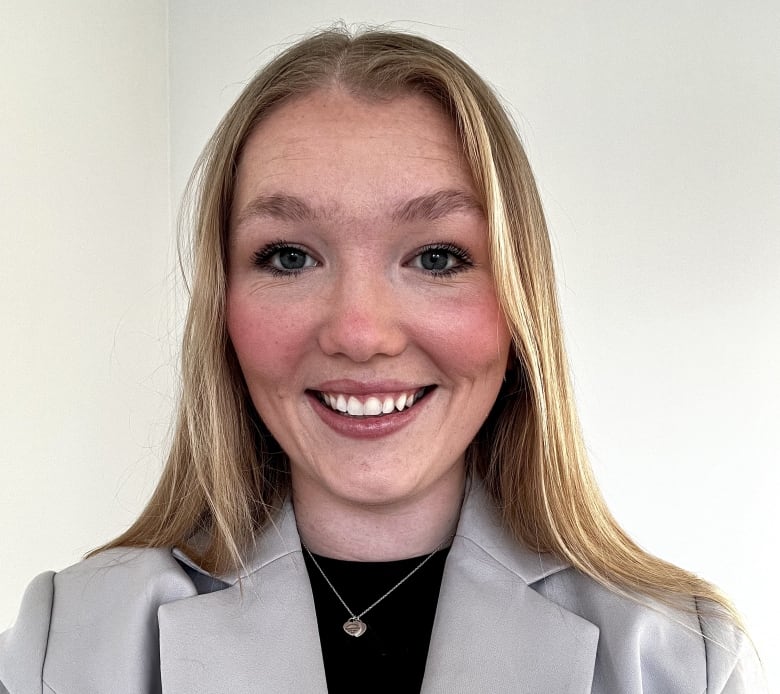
0, 483, 764, 693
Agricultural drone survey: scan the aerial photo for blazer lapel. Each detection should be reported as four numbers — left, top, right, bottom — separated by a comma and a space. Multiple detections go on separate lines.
157, 482, 598, 693
158, 504, 328, 694
421, 483, 599, 693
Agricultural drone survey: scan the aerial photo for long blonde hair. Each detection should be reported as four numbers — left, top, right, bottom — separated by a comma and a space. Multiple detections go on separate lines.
94, 26, 739, 625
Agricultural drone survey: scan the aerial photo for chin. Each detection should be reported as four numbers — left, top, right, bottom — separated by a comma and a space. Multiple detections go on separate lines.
326, 473, 424, 508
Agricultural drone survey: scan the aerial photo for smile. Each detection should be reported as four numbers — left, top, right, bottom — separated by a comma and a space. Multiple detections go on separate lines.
315, 387, 430, 417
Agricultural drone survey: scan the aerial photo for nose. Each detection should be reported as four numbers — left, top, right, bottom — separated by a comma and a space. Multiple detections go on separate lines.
317, 271, 407, 362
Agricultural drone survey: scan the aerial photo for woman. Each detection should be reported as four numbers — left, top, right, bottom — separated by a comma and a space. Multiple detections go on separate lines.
0, 27, 764, 693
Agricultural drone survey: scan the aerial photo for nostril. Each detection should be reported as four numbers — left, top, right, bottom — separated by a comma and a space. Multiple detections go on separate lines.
317, 306, 407, 361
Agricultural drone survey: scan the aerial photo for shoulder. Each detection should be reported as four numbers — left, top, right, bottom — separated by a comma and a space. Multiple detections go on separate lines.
455, 481, 766, 692
52, 545, 197, 606
533, 566, 765, 693
0, 547, 198, 694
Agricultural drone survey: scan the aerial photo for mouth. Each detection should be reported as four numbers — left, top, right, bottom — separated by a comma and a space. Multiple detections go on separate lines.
311, 386, 433, 417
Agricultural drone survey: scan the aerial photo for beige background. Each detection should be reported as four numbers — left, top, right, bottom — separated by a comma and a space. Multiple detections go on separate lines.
2, 1, 778, 688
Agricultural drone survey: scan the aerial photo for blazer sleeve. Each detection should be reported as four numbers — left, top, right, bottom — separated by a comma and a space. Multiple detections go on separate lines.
701, 614, 768, 694
718, 648, 767, 694
0, 571, 55, 694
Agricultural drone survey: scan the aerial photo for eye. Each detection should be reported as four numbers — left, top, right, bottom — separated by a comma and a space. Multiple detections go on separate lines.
409, 243, 473, 276
252, 242, 318, 275
274, 247, 313, 271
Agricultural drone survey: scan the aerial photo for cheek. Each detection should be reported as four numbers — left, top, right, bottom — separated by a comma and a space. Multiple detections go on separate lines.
414, 289, 510, 378
226, 294, 313, 383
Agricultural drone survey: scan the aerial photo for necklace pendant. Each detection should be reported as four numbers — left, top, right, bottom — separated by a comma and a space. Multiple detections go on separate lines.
343, 617, 367, 637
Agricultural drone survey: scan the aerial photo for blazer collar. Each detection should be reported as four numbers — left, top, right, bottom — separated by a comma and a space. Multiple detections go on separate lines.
172, 479, 568, 586
422, 482, 599, 692
173, 497, 302, 586
453, 478, 570, 584
165, 481, 598, 693
161, 504, 327, 692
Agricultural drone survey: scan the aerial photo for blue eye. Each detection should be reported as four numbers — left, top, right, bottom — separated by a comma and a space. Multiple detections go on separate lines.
411, 244, 472, 276
275, 247, 311, 270
420, 249, 454, 272
253, 243, 317, 275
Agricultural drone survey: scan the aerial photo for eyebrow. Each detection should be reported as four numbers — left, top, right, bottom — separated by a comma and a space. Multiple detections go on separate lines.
233, 189, 484, 229
391, 189, 484, 223
234, 194, 315, 226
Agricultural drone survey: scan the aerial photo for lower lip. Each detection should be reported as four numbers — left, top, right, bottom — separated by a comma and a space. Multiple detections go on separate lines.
307, 391, 430, 439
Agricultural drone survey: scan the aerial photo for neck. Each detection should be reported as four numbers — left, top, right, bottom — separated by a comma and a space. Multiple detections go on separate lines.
293, 469, 465, 561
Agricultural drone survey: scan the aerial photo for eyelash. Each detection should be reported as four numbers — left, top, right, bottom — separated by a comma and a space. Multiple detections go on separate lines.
411, 243, 473, 277
252, 241, 316, 277
250, 240, 474, 278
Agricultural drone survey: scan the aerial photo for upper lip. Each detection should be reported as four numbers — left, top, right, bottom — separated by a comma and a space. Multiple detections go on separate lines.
310, 379, 430, 396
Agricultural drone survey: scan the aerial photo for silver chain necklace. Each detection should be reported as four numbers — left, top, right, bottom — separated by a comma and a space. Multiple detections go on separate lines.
302, 536, 453, 638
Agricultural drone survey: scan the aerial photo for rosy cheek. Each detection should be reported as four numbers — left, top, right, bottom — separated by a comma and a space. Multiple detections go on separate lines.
414, 292, 509, 377
227, 298, 308, 376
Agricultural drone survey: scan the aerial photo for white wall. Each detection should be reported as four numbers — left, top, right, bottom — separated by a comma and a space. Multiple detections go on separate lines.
0, 0, 171, 625
3, 0, 778, 688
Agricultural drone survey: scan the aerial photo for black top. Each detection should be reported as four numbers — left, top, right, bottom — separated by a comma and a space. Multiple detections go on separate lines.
302, 546, 451, 694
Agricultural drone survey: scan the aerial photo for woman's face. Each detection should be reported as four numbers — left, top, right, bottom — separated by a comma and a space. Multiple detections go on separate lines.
226, 88, 511, 511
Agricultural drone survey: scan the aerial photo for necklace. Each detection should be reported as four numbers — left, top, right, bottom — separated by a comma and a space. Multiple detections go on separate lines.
302, 536, 453, 638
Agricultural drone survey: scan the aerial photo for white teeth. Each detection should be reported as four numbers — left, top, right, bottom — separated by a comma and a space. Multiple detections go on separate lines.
364, 397, 382, 415
319, 388, 427, 416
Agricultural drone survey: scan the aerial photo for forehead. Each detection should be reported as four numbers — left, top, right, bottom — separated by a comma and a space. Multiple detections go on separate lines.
231, 88, 477, 224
